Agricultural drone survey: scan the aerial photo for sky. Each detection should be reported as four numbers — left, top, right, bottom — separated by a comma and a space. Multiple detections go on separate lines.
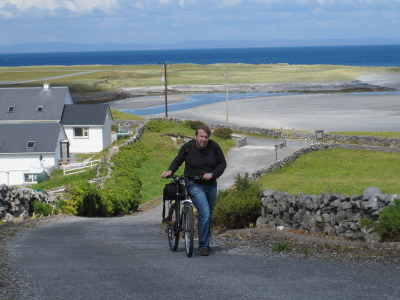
1, 0, 400, 46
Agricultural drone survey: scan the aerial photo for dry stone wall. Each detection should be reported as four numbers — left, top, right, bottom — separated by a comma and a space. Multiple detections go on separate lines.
293, 132, 400, 148
257, 186, 399, 242
0, 184, 53, 223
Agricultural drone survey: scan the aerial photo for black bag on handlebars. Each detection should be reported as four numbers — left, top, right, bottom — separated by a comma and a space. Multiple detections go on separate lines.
163, 183, 185, 201
162, 182, 186, 222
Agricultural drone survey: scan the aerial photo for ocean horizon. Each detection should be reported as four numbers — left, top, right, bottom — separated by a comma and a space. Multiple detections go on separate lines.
1, 44, 400, 68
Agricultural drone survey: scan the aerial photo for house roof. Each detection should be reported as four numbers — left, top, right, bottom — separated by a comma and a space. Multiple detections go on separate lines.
61, 104, 112, 125
0, 123, 64, 154
0, 87, 73, 124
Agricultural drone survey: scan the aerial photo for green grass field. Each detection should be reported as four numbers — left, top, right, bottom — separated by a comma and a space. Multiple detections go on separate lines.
258, 149, 400, 195
110, 109, 146, 120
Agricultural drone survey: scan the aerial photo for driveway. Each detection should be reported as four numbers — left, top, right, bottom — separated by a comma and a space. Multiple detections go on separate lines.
8, 210, 400, 300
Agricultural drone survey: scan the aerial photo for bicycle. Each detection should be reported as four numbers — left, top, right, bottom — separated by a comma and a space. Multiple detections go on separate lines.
163, 175, 198, 257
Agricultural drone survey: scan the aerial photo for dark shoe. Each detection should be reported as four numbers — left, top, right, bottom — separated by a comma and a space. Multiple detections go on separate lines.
199, 248, 209, 256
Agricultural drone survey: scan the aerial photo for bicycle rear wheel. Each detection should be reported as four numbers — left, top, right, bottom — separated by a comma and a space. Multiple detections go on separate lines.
167, 203, 179, 251
183, 204, 194, 257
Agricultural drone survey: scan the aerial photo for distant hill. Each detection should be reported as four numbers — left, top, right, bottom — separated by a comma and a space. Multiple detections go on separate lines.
1, 39, 400, 53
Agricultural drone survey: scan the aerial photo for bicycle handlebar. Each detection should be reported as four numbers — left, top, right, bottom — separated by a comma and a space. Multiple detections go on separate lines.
164, 174, 202, 181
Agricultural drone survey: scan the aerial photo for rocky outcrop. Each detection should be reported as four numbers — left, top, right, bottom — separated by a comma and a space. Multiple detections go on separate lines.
0, 184, 54, 223
257, 186, 399, 242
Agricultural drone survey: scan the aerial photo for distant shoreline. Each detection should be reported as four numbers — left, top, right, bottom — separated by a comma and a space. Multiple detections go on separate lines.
76, 75, 400, 104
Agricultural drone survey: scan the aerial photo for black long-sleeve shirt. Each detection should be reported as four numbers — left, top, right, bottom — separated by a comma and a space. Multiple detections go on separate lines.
168, 139, 227, 185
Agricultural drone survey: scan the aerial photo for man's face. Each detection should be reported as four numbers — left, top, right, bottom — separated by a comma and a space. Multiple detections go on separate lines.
195, 129, 209, 149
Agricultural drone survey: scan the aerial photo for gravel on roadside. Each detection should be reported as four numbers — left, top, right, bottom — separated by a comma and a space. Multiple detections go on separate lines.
211, 230, 400, 265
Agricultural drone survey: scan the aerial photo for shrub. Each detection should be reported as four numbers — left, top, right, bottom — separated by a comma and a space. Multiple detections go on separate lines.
213, 128, 233, 140
63, 181, 115, 217
145, 119, 176, 132
111, 124, 118, 132
272, 240, 292, 252
182, 120, 204, 130
233, 173, 251, 191
63, 139, 147, 217
32, 200, 52, 216
361, 199, 400, 242
212, 175, 261, 229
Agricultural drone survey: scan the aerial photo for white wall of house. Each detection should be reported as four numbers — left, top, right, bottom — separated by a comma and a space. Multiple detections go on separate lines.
0, 153, 56, 186
0, 127, 67, 186
64, 125, 105, 153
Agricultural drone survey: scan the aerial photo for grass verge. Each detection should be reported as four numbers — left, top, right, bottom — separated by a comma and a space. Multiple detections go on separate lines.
258, 148, 400, 195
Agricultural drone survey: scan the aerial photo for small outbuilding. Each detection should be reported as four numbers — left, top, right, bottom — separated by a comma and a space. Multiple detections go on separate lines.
61, 104, 113, 153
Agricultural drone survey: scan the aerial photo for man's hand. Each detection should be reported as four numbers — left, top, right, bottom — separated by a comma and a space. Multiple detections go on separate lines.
161, 171, 172, 178
202, 173, 213, 180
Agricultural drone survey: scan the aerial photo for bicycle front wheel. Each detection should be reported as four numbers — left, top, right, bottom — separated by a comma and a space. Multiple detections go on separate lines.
183, 204, 194, 257
167, 203, 179, 251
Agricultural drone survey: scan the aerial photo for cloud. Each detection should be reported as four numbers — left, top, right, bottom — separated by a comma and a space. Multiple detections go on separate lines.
0, 8, 14, 18
0, 0, 118, 13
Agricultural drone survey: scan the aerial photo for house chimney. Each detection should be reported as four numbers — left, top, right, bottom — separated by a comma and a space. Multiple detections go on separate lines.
43, 81, 50, 89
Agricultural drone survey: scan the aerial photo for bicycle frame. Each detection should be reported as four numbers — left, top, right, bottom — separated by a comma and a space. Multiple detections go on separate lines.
165, 175, 195, 257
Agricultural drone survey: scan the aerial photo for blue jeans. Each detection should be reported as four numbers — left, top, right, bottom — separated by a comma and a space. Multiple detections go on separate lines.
187, 180, 217, 250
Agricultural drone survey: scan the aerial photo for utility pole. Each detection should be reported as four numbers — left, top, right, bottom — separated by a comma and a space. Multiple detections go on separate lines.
221, 71, 229, 125
159, 61, 171, 118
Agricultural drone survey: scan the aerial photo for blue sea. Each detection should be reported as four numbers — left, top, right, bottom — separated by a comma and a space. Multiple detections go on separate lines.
1, 44, 400, 67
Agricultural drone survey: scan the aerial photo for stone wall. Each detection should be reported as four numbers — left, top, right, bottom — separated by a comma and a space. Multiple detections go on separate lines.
112, 120, 146, 128
293, 132, 400, 148
0, 184, 54, 223
113, 118, 283, 139
257, 186, 399, 242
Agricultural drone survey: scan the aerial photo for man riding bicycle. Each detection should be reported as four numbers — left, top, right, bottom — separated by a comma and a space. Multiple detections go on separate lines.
162, 124, 226, 256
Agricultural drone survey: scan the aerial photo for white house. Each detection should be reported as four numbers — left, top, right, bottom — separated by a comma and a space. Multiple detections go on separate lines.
0, 123, 68, 186
61, 104, 113, 153
0, 83, 113, 185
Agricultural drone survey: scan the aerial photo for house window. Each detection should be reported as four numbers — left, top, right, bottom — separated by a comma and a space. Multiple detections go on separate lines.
7, 106, 15, 113
37, 106, 44, 112
26, 141, 35, 148
24, 174, 38, 183
74, 127, 89, 138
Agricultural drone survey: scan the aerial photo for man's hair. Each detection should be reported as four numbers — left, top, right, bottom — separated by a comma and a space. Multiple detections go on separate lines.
195, 124, 211, 137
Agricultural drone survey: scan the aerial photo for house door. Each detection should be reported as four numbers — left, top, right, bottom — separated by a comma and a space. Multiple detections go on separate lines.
60, 140, 70, 158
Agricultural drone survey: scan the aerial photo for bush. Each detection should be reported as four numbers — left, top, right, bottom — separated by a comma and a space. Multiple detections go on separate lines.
213, 128, 233, 140
63, 139, 148, 217
212, 174, 261, 229
32, 200, 52, 216
233, 173, 251, 191
63, 181, 115, 217
111, 124, 118, 132
182, 120, 204, 130
145, 119, 176, 132
361, 198, 400, 242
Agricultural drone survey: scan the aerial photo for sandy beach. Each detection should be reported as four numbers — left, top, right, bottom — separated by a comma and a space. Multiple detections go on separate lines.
112, 73, 400, 132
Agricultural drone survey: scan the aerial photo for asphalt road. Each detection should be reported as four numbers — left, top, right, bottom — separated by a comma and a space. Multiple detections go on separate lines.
8, 210, 400, 300
218, 136, 297, 190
